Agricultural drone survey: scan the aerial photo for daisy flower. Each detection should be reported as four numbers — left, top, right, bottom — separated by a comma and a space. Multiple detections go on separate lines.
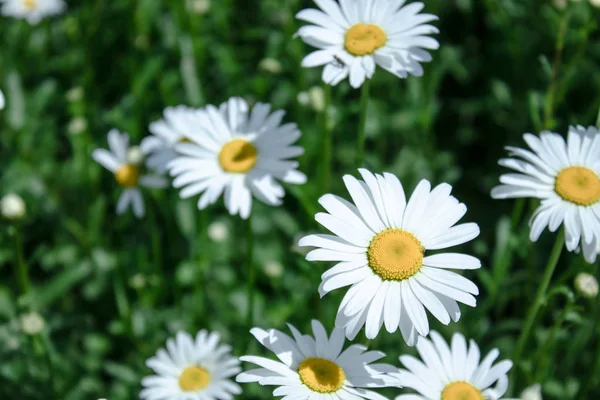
296, 0, 439, 88
236, 319, 397, 398
1, 0, 65, 24
167, 97, 306, 219
141, 106, 197, 175
141, 330, 242, 400
391, 331, 515, 400
491, 126, 600, 263
92, 129, 168, 218
299, 169, 481, 345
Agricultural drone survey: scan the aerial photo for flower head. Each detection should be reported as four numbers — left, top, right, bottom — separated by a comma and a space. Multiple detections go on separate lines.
1, 0, 65, 24
296, 0, 439, 88
491, 126, 600, 263
141, 330, 242, 400
167, 97, 306, 219
237, 320, 397, 398
392, 331, 514, 400
20, 312, 45, 335
1, 193, 26, 221
301, 169, 481, 345
575, 272, 598, 299
93, 129, 168, 218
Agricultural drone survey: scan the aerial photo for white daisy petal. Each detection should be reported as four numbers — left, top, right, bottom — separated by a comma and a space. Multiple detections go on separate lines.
394, 332, 514, 400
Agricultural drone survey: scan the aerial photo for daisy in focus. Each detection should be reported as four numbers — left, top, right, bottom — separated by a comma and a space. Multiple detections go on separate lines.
92, 129, 167, 218
167, 97, 306, 219
1, 0, 65, 24
391, 331, 515, 400
141, 330, 242, 400
236, 319, 397, 398
300, 169, 481, 345
491, 126, 600, 263
141, 106, 197, 174
296, 0, 439, 88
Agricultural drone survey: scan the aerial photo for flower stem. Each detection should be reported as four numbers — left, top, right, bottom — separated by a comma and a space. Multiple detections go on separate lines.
14, 226, 31, 295
321, 83, 332, 194
356, 79, 371, 167
245, 216, 255, 343
510, 229, 564, 390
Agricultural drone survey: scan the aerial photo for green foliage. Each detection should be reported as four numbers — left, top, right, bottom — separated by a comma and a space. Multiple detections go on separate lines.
1, 0, 600, 399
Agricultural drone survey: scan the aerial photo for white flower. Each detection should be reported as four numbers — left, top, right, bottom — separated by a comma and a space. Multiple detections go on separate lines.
93, 129, 168, 218
141, 106, 198, 175
392, 331, 515, 400
1, 193, 26, 221
168, 97, 306, 219
521, 383, 542, 400
141, 330, 242, 400
296, 0, 439, 88
20, 312, 45, 335
575, 272, 598, 299
236, 320, 397, 398
259, 58, 282, 74
208, 221, 230, 242
0, 88, 5, 110
300, 169, 481, 345
1, 0, 65, 24
491, 126, 600, 264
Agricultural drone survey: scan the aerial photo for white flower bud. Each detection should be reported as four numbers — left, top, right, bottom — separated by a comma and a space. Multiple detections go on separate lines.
67, 117, 88, 136
259, 58, 282, 74
309, 86, 326, 112
297, 91, 310, 106
263, 260, 283, 278
66, 86, 84, 103
20, 312, 45, 335
208, 221, 229, 243
1, 193, 26, 221
575, 273, 598, 299
127, 146, 144, 166
521, 383, 542, 400
189, 0, 211, 15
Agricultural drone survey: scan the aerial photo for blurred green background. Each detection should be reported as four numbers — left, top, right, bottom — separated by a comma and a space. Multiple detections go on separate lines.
1, 0, 600, 398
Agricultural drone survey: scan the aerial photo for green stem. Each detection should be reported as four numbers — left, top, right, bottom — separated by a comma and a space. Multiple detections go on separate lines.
356, 79, 371, 167
321, 83, 332, 194
595, 102, 600, 129
245, 216, 255, 341
542, 11, 569, 130
578, 299, 600, 398
533, 301, 573, 381
14, 226, 31, 295
510, 229, 565, 391
112, 263, 131, 327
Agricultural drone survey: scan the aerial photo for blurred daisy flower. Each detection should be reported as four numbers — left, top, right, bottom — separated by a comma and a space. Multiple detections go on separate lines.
237, 320, 397, 398
1, 0, 65, 24
168, 97, 306, 219
296, 0, 439, 88
491, 126, 600, 263
300, 169, 481, 345
141, 330, 242, 400
391, 331, 515, 400
141, 106, 200, 175
93, 129, 167, 218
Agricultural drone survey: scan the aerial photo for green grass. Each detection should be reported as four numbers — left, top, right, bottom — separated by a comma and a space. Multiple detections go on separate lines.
1, 0, 600, 399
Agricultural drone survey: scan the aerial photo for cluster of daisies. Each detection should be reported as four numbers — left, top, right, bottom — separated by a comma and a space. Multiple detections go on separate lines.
4, 0, 600, 399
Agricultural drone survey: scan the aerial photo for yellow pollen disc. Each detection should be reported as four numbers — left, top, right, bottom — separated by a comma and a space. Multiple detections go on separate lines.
367, 229, 424, 281
442, 381, 485, 400
23, 0, 38, 8
555, 166, 600, 206
298, 357, 345, 393
344, 23, 387, 56
114, 164, 140, 188
178, 366, 211, 392
218, 139, 258, 173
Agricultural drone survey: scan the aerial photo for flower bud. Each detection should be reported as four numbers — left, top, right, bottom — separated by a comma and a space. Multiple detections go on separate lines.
575, 273, 598, 299
1, 193, 26, 221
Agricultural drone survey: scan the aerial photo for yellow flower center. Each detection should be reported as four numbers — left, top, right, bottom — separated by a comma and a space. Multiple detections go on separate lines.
114, 164, 140, 188
442, 381, 485, 400
344, 24, 387, 56
555, 166, 600, 206
178, 366, 211, 392
179, 137, 192, 143
23, 0, 37, 8
218, 139, 258, 173
298, 357, 345, 393
367, 229, 424, 281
